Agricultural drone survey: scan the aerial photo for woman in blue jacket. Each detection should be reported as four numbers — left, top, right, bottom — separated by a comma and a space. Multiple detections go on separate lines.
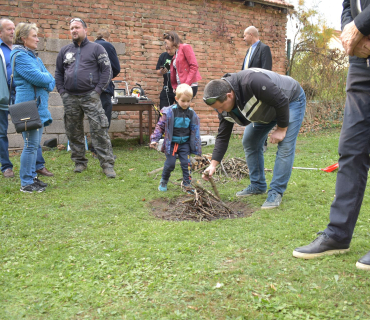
10, 23, 55, 193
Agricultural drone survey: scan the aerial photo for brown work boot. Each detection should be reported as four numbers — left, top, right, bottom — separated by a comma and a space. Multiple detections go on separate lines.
36, 167, 54, 177
3, 168, 14, 178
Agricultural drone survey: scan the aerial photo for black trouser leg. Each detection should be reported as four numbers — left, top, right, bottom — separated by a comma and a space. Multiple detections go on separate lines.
325, 63, 370, 244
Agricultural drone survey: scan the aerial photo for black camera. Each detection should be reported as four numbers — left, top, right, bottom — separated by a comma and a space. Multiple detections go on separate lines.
163, 61, 171, 70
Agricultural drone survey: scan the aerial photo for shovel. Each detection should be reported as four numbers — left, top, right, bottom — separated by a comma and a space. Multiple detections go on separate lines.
292, 163, 339, 172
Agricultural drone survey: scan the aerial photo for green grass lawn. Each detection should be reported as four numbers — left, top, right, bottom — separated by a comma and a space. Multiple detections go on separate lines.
1, 128, 370, 319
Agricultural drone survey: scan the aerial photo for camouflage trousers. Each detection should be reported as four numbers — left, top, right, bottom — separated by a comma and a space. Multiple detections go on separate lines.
62, 91, 114, 169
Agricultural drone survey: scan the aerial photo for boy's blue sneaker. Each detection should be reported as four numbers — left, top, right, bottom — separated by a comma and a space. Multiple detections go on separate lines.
158, 179, 168, 192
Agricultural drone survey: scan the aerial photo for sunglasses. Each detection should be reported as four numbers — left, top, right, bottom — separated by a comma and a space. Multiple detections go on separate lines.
163, 33, 173, 41
70, 18, 87, 28
203, 96, 222, 106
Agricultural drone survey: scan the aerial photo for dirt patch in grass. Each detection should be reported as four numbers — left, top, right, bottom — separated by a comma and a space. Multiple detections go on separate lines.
149, 196, 254, 222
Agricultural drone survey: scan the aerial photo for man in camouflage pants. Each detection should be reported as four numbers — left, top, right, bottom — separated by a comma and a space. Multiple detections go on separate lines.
55, 18, 116, 178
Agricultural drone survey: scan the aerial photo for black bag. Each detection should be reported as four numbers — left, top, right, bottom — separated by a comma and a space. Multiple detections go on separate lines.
8, 53, 42, 133
9, 99, 42, 133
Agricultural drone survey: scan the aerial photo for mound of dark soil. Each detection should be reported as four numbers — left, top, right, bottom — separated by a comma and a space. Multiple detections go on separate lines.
149, 195, 254, 222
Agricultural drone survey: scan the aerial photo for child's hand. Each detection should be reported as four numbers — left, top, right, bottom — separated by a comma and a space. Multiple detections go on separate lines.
150, 142, 158, 149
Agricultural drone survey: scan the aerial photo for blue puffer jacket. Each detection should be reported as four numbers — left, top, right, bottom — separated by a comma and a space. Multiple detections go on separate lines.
10, 45, 55, 127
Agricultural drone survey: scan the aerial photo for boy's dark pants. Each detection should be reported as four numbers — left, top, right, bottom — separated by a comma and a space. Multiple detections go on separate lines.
162, 142, 191, 184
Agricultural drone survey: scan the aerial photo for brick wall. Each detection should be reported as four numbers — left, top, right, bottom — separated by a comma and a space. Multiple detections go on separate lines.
2, 0, 289, 146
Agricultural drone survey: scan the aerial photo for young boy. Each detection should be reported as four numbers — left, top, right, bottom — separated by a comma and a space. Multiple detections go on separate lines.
150, 83, 202, 191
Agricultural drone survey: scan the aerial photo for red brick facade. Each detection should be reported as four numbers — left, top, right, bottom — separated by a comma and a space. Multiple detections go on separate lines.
2, 0, 290, 139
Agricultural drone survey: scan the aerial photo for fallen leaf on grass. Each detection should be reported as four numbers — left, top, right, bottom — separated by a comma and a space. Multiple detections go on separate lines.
187, 306, 198, 310
129, 168, 135, 171
214, 282, 224, 289
57, 144, 66, 150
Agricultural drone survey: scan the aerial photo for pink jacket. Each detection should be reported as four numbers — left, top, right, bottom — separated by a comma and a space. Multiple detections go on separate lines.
170, 43, 202, 90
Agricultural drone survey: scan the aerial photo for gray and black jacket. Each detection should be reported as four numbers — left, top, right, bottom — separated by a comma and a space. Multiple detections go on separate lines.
212, 69, 302, 162
55, 37, 112, 95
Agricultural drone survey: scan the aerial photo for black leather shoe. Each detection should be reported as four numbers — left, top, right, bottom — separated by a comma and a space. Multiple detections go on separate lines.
356, 250, 370, 271
293, 232, 350, 259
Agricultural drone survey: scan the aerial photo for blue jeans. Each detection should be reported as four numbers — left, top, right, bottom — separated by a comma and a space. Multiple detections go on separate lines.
162, 142, 191, 184
20, 126, 44, 186
36, 145, 46, 171
0, 109, 13, 172
242, 87, 306, 195
0, 110, 45, 173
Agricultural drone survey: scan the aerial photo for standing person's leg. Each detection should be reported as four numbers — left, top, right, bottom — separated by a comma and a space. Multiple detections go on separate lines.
325, 65, 370, 245
159, 143, 177, 191
159, 89, 173, 108
159, 89, 175, 122
32, 128, 49, 188
262, 88, 306, 209
90, 92, 113, 156
177, 143, 191, 185
237, 122, 275, 196
62, 94, 87, 169
100, 92, 113, 127
293, 64, 370, 262
32, 127, 44, 180
168, 90, 175, 106
35, 146, 54, 176
20, 127, 42, 187
35, 146, 45, 171
191, 86, 198, 98
82, 92, 115, 174
269, 88, 306, 195
0, 109, 13, 176
159, 90, 169, 122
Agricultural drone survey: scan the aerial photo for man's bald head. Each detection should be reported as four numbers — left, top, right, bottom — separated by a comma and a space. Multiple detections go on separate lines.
0, 18, 15, 47
243, 26, 259, 46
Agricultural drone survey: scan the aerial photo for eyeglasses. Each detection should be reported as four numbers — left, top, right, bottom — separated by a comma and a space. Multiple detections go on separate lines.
70, 18, 87, 28
203, 96, 222, 106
